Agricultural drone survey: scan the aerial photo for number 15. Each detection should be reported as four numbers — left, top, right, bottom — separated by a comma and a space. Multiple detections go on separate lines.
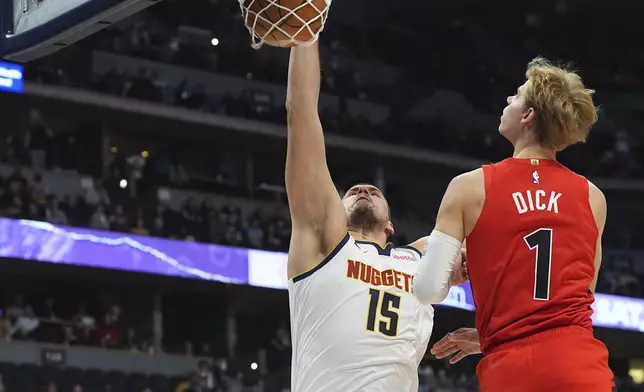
366, 289, 401, 337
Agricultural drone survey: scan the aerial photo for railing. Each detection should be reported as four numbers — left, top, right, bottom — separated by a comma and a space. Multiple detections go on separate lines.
0, 339, 204, 375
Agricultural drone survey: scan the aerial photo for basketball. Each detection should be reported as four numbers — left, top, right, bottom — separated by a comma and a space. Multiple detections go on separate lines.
241, 0, 330, 48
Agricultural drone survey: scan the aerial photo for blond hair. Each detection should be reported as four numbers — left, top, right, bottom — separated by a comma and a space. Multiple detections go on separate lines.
523, 58, 598, 151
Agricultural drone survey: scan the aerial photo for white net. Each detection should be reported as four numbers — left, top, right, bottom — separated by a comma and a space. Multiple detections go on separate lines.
239, 0, 331, 49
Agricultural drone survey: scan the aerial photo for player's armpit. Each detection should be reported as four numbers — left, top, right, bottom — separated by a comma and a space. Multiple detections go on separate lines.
407, 237, 428, 254
285, 42, 347, 279
588, 180, 607, 292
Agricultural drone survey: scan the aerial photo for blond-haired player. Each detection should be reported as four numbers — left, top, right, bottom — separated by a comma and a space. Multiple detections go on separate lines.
413, 58, 615, 391
284, 42, 466, 392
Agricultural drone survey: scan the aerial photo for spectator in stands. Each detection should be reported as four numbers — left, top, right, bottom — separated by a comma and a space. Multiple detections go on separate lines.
245, 217, 264, 249
213, 359, 228, 384
127, 68, 163, 102
123, 327, 145, 352
60, 195, 83, 226
90, 205, 110, 230
24, 203, 41, 220
85, 180, 111, 206
25, 109, 53, 168
265, 216, 290, 251
46, 199, 68, 225
110, 304, 122, 323
46, 381, 58, 392
93, 312, 120, 347
10, 305, 40, 339
37, 297, 62, 342
131, 215, 150, 236
182, 197, 202, 240
0, 186, 7, 214
7, 165, 27, 192
418, 364, 435, 392
222, 211, 244, 247
225, 371, 245, 392
72, 303, 94, 326
72, 304, 95, 345
197, 360, 216, 391
42, 298, 57, 320
609, 265, 642, 297
176, 372, 206, 392
31, 172, 47, 204
208, 210, 227, 244
62, 325, 78, 346
6, 294, 25, 322
0, 317, 11, 341
268, 324, 291, 374
152, 206, 166, 237
6, 194, 23, 218
169, 163, 190, 186
109, 204, 129, 232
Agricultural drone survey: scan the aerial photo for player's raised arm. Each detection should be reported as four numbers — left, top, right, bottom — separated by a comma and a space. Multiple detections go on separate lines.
588, 181, 607, 292
285, 42, 347, 279
413, 171, 474, 304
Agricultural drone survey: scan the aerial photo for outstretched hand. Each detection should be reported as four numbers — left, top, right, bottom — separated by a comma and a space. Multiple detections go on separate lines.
430, 327, 481, 364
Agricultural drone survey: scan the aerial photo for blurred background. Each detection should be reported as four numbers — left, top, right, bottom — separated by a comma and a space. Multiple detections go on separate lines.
0, 0, 643, 391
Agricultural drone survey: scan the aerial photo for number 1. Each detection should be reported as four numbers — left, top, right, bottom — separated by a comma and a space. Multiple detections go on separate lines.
524, 228, 553, 301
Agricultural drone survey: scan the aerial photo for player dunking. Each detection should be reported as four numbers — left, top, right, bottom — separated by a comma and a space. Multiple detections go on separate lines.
413, 58, 615, 391
284, 42, 466, 392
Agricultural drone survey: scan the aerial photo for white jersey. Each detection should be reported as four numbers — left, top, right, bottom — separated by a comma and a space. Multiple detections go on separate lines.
288, 233, 434, 392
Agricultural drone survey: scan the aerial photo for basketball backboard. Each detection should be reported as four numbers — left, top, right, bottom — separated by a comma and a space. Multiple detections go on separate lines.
1, 0, 162, 62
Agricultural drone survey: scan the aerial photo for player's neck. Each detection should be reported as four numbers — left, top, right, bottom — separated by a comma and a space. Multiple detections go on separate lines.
513, 143, 556, 161
348, 229, 388, 248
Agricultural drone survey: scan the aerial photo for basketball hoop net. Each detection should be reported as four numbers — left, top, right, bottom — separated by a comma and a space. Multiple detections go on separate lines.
239, 0, 331, 49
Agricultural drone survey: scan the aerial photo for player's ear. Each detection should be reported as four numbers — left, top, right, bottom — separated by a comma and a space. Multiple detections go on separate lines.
521, 107, 536, 125
385, 221, 394, 238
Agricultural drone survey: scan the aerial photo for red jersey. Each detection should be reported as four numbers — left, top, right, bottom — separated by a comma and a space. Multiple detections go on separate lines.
466, 158, 598, 354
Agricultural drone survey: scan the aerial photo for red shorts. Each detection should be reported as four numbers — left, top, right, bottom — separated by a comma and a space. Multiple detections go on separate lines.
477, 326, 615, 392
